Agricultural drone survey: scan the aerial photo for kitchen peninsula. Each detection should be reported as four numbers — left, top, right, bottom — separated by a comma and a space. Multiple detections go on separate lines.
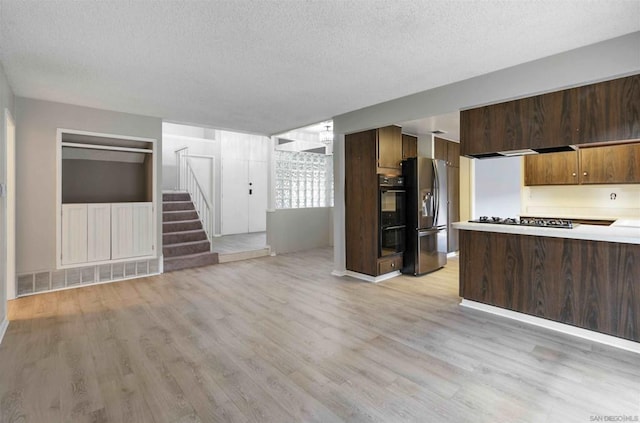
454, 220, 640, 343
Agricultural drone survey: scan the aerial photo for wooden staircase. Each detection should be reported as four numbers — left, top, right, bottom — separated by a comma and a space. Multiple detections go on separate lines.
162, 192, 218, 272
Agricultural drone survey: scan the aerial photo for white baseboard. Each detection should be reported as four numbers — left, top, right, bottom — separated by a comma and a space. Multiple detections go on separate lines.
0, 318, 8, 346
460, 299, 640, 354
447, 251, 459, 258
344, 270, 401, 283
331, 269, 346, 277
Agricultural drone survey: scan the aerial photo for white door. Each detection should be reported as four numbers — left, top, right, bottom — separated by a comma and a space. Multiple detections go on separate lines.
132, 203, 153, 257
221, 158, 249, 235
111, 203, 133, 259
248, 160, 267, 232
3, 109, 16, 300
87, 204, 111, 262
61, 204, 88, 265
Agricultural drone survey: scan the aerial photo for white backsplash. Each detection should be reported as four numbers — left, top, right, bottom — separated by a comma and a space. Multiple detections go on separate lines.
522, 185, 640, 219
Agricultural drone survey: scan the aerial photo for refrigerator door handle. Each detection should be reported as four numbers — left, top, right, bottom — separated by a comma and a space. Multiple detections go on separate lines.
433, 161, 439, 225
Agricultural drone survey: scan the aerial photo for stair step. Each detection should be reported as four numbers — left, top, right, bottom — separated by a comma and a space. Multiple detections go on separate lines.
163, 229, 208, 245
162, 201, 195, 212
163, 192, 191, 202
163, 210, 199, 222
164, 252, 219, 272
163, 240, 210, 257
163, 219, 202, 233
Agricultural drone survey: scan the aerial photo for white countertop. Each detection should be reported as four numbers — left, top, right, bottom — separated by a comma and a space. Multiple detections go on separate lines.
453, 220, 640, 245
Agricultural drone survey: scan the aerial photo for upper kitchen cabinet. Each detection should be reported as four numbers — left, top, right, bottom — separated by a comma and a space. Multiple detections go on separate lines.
524, 142, 640, 185
461, 74, 640, 157
524, 150, 580, 185
577, 76, 640, 144
434, 137, 460, 166
377, 125, 403, 174
580, 143, 640, 184
402, 134, 417, 160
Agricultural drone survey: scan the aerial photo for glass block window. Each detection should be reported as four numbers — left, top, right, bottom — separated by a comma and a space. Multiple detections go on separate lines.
275, 151, 333, 209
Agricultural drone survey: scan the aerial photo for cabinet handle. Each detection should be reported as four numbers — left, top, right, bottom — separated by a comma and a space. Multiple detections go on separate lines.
583, 172, 588, 176
391, 262, 395, 268
572, 172, 576, 177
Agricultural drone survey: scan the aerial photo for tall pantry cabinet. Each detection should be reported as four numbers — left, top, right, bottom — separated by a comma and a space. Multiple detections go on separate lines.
433, 136, 460, 253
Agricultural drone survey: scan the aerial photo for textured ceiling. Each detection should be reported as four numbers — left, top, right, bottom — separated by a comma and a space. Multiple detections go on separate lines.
1, 0, 638, 135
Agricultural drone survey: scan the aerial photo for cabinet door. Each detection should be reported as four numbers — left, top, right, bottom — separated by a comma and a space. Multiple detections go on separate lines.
578, 76, 640, 145
377, 126, 402, 173
111, 203, 134, 259
580, 143, 640, 184
447, 142, 460, 167
524, 89, 579, 149
433, 137, 448, 161
402, 134, 417, 160
87, 204, 111, 262
447, 166, 459, 252
524, 151, 580, 186
61, 204, 88, 265
132, 203, 154, 257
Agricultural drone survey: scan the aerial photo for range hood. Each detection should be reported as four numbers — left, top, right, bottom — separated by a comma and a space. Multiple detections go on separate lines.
469, 145, 577, 159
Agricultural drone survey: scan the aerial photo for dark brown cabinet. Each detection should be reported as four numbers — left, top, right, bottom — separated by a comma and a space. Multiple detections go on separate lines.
378, 255, 403, 275
459, 230, 640, 342
434, 136, 460, 166
345, 128, 403, 276
524, 142, 640, 185
434, 136, 448, 161
447, 166, 460, 252
580, 143, 640, 184
377, 125, 403, 175
402, 134, 417, 160
461, 74, 640, 157
577, 76, 640, 144
434, 137, 460, 252
524, 151, 580, 185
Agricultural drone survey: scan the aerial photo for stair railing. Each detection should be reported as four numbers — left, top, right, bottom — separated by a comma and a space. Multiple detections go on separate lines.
175, 147, 215, 251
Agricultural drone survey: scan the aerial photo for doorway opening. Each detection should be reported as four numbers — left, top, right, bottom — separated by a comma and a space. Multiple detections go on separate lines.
162, 123, 270, 263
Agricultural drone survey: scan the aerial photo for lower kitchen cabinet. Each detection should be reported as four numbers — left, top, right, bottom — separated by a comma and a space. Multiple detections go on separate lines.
378, 254, 402, 275
459, 230, 640, 342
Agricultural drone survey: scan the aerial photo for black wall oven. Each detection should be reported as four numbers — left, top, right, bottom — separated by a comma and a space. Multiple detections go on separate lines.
379, 175, 406, 257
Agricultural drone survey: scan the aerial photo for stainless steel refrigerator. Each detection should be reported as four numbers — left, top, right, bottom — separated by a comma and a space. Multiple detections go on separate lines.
402, 157, 448, 275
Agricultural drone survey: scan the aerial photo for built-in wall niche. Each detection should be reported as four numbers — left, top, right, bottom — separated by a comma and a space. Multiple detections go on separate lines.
61, 132, 153, 203
56, 129, 157, 276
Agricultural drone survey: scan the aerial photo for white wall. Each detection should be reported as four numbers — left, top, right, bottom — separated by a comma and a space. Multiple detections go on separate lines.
267, 208, 333, 255
474, 157, 522, 218
331, 32, 640, 273
0, 62, 15, 327
15, 98, 162, 274
522, 185, 640, 219
161, 122, 218, 192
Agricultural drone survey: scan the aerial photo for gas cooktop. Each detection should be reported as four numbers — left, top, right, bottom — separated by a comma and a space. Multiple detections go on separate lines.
470, 216, 575, 229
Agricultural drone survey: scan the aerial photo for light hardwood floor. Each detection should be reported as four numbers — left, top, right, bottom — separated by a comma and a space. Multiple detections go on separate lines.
1, 248, 638, 422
